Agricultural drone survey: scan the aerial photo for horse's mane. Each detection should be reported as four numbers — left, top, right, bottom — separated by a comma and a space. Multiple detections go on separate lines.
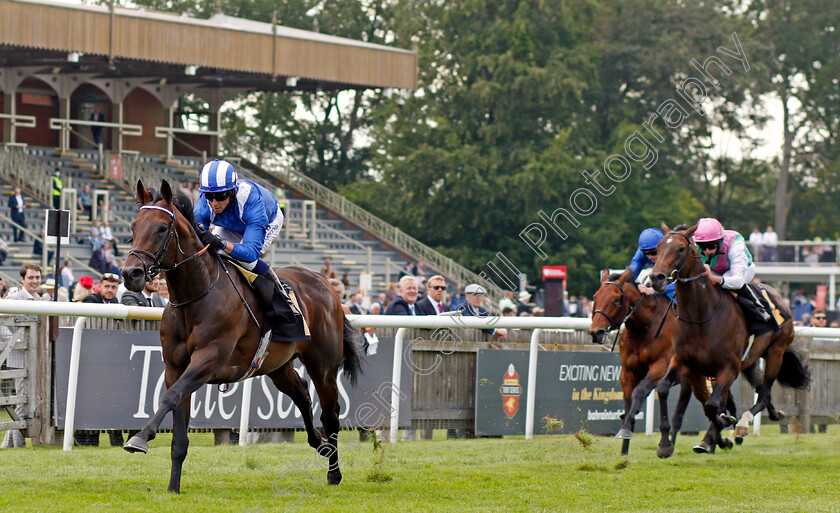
148, 186, 196, 229
607, 271, 639, 291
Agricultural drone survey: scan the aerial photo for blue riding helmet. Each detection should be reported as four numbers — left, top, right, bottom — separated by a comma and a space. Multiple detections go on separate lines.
198, 159, 238, 193
638, 228, 664, 251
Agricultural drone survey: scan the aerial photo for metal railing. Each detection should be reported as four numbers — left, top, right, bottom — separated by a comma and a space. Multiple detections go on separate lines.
49, 118, 142, 155
154, 126, 221, 162
235, 142, 502, 297
1, 145, 53, 207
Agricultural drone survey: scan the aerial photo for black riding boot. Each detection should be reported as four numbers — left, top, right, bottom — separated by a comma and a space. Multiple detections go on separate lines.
251, 268, 308, 341
735, 285, 771, 322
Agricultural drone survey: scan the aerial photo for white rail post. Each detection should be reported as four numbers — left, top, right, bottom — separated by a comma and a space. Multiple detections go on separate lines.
238, 378, 254, 446
63, 316, 88, 451
645, 393, 655, 435
525, 328, 542, 440
390, 327, 407, 444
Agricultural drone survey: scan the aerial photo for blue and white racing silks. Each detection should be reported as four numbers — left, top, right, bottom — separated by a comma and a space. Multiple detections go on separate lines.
194, 179, 279, 263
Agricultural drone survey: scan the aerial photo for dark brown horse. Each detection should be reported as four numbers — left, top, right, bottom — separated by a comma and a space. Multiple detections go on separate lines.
120, 179, 361, 492
650, 223, 809, 453
590, 268, 695, 456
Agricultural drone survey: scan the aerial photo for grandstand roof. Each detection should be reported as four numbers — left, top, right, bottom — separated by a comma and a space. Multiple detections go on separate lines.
0, 0, 417, 91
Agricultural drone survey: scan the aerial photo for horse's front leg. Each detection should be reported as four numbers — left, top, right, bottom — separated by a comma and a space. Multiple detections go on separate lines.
668, 379, 694, 448
695, 369, 737, 454
168, 396, 191, 493
125, 348, 218, 454
655, 359, 681, 458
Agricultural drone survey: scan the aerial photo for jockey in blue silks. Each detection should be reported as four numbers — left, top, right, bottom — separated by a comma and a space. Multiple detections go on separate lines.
193, 159, 293, 314
629, 227, 675, 300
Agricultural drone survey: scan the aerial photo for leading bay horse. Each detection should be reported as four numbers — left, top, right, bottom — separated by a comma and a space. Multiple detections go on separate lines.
650, 223, 810, 453
121, 179, 361, 493
590, 268, 726, 457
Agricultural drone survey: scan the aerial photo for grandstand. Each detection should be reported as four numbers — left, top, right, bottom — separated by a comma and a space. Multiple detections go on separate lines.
0, 145, 422, 294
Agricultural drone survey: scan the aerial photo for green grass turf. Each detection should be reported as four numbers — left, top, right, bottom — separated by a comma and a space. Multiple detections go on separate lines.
1, 426, 839, 513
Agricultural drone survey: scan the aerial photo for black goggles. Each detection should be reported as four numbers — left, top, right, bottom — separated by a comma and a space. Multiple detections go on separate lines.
697, 241, 722, 252
206, 190, 233, 202
641, 249, 658, 257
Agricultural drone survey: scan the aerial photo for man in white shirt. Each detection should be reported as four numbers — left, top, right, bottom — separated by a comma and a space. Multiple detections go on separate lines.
762, 225, 778, 262
748, 227, 763, 261
2, 263, 46, 448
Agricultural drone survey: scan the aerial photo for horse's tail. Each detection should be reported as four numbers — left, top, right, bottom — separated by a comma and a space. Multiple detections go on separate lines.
778, 349, 811, 390
342, 315, 363, 386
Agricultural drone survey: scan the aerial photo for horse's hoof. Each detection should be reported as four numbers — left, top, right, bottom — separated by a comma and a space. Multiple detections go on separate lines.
776, 410, 785, 420
719, 438, 734, 450
734, 425, 749, 438
719, 413, 736, 426
734, 436, 744, 445
692, 442, 711, 454
657, 444, 675, 459
615, 428, 633, 439
327, 470, 342, 486
123, 436, 148, 454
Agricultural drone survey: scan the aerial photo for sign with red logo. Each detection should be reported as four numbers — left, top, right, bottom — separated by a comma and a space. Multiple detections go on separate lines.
542, 265, 567, 281
500, 364, 521, 419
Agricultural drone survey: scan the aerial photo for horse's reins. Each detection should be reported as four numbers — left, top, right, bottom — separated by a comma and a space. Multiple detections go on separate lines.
127, 205, 219, 308
662, 230, 723, 325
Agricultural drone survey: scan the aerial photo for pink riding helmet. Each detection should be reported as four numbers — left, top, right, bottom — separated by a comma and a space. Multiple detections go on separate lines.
694, 218, 725, 242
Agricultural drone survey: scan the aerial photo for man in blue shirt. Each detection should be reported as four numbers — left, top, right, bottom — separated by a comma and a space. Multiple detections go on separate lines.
628, 227, 675, 300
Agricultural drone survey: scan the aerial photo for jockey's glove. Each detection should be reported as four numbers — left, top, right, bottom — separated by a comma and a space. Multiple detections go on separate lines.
197, 229, 226, 251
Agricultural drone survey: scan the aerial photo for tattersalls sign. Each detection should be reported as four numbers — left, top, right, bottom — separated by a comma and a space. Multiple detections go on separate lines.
54, 330, 411, 430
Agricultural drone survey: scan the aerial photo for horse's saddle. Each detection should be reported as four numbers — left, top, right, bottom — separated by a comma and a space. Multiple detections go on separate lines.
227, 259, 311, 343
730, 284, 790, 337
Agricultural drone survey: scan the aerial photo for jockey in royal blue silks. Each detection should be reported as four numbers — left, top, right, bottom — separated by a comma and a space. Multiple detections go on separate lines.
193, 159, 302, 324
629, 227, 675, 300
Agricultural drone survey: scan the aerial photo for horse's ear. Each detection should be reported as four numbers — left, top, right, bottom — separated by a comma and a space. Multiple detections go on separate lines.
600, 268, 609, 283
660, 221, 671, 233
619, 268, 632, 284
136, 180, 153, 206
160, 179, 173, 204
685, 224, 698, 237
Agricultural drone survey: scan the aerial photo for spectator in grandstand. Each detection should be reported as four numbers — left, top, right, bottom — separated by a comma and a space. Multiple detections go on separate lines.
341, 271, 350, 290
40, 278, 69, 302
2, 263, 46, 448
328, 278, 351, 312
101, 221, 119, 256
320, 257, 338, 279
0, 277, 8, 298
748, 227, 763, 261
517, 290, 533, 315
59, 260, 74, 291
399, 261, 417, 279
809, 309, 827, 328
32, 229, 54, 265
90, 106, 106, 145
158, 279, 170, 305
385, 275, 419, 315
77, 184, 92, 221
498, 290, 517, 314
762, 225, 778, 262
458, 284, 507, 339
90, 219, 104, 250
368, 302, 381, 315
121, 274, 165, 307
51, 169, 62, 210
346, 293, 366, 315
7, 187, 26, 242
83, 272, 120, 305
72, 276, 94, 302
415, 275, 449, 315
